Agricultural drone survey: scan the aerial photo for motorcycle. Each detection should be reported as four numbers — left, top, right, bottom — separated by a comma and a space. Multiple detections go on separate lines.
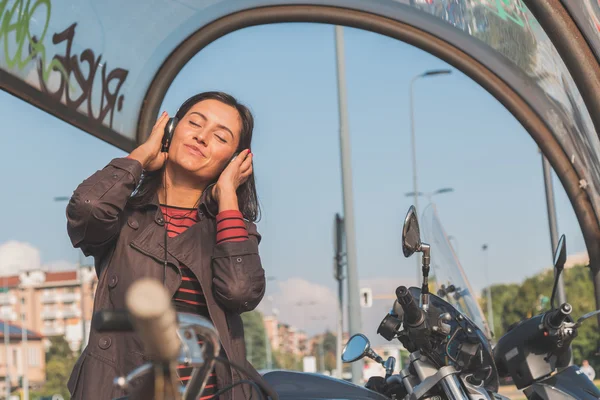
97, 204, 600, 399
341, 204, 600, 399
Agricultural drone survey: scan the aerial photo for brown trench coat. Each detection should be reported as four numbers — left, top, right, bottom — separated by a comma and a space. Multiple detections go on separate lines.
65, 157, 276, 400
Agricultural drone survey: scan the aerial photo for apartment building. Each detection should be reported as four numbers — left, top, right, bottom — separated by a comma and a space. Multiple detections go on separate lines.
0, 322, 45, 394
263, 315, 309, 356
0, 266, 97, 352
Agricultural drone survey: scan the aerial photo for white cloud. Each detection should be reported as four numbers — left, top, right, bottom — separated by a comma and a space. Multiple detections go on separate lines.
258, 278, 338, 335
258, 276, 417, 342
0, 241, 41, 275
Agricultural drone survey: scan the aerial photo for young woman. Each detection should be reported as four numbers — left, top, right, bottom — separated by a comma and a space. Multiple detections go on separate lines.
66, 92, 275, 400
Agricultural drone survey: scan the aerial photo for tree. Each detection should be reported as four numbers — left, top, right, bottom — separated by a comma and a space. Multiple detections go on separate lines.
30, 336, 77, 400
309, 331, 338, 372
481, 264, 600, 371
241, 310, 267, 369
272, 350, 302, 371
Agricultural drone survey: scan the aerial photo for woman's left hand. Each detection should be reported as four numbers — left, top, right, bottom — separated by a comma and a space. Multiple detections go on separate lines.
212, 149, 253, 209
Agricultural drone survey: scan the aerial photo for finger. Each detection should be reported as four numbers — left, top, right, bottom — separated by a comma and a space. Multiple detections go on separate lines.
232, 149, 251, 166
149, 113, 170, 142
240, 164, 253, 180
240, 161, 253, 176
152, 111, 168, 128
239, 152, 253, 170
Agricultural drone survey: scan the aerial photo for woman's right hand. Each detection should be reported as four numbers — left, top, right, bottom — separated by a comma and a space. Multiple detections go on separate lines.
128, 112, 170, 171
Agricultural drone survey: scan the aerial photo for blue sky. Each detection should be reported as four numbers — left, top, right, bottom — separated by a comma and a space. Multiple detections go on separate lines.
0, 23, 586, 334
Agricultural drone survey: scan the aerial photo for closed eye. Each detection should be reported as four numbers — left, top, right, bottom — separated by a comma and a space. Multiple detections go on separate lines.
189, 121, 202, 128
215, 133, 227, 143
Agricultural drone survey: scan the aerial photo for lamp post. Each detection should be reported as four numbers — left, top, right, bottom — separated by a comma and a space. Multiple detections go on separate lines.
264, 278, 277, 371
405, 187, 455, 204
334, 25, 362, 384
409, 69, 453, 281
482, 244, 495, 338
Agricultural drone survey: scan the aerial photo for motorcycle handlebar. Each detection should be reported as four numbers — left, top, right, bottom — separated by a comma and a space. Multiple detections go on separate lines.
125, 278, 181, 362
396, 286, 424, 327
546, 303, 572, 329
94, 310, 134, 332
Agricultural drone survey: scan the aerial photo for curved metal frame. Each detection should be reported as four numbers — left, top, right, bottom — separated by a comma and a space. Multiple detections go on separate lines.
137, 5, 600, 311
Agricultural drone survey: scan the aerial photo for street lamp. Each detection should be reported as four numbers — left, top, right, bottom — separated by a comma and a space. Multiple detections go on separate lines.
482, 244, 495, 338
409, 69, 453, 281
405, 187, 454, 204
53, 196, 87, 352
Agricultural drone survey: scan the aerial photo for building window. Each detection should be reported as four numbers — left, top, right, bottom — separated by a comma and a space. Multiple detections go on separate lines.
28, 348, 39, 367
12, 349, 17, 367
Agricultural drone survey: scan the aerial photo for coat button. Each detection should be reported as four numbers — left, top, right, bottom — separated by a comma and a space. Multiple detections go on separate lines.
156, 217, 164, 225
113, 174, 119, 179
236, 257, 242, 263
98, 336, 112, 350
127, 218, 139, 230
108, 275, 118, 289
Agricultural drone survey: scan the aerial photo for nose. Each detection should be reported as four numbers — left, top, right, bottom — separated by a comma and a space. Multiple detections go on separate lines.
193, 130, 209, 147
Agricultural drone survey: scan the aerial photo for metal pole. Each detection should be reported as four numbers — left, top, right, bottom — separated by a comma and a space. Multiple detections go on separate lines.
318, 337, 325, 373
333, 214, 344, 380
336, 276, 343, 379
409, 77, 421, 283
483, 244, 495, 337
541, 154, 567, 305
334, 25, 363, 384
4, 276, 10, 399
265, 297, 273, 370
20, 290, 28, 400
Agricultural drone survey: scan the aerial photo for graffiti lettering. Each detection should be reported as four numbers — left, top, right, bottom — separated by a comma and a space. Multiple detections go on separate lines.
0, 0, 50, 69
37, 23, 128, 128
477, 0, 540, 31
0, 0, 128, 129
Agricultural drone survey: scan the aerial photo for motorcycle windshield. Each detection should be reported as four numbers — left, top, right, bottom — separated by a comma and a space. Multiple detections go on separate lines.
420, 204, 492, 339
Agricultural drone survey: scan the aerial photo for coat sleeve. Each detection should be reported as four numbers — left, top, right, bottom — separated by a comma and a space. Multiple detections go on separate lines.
211, 221, 266, 314
66, 157, 143, 259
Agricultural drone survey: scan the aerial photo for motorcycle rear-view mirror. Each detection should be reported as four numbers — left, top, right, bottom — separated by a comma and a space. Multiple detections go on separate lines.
341, 334, 370, 363
402, 206, 421, 258
553, 234, 567, 272
550, 234, 567, 309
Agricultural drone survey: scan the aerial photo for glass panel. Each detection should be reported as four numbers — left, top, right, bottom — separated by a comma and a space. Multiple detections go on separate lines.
2, 0, 599, 220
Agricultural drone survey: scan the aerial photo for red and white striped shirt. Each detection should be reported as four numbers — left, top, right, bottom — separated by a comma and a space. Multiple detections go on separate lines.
161, 204, 249, 399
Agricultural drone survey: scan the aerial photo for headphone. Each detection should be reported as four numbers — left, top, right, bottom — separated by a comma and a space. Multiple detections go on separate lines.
161, 95, 200, 153
161, 95, 241, 163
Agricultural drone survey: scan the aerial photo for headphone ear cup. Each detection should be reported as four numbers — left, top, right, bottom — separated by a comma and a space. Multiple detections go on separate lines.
162, 117, 178, 152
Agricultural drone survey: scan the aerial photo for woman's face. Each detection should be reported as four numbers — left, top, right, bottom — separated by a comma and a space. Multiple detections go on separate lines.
168, 99, 242, 183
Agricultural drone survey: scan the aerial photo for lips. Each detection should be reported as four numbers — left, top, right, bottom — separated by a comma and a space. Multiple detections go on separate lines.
184, 144, 205, 157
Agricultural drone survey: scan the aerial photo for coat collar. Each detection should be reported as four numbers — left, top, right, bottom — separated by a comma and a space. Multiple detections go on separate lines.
135, 182, 219, 219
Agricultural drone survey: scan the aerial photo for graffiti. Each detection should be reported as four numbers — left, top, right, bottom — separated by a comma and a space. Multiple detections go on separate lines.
37, 23, 128, 128
0, 0, 68, 84
476, 0, 540, 31
0, 0, 128, 129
